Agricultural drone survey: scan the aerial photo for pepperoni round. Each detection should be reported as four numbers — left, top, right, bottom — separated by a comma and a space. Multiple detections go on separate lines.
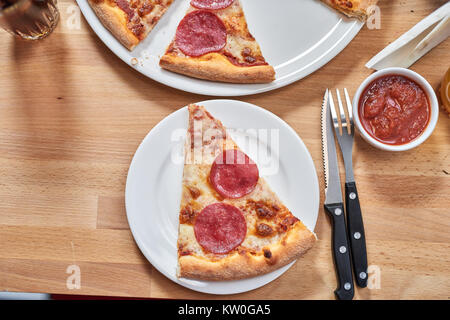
210, 149, 259, 199
175, 10, 227, 57
194, 203, 246, 254
191, 0, 234, 10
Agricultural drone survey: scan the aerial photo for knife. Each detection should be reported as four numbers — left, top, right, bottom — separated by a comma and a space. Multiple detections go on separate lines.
329, 89, 368, 288
366, 2, 450, 70
321, 89, 354, 300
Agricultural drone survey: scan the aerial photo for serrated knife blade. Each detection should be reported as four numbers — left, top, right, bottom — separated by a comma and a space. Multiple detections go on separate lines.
321, 89, 343, 205
321, 89, 330, 191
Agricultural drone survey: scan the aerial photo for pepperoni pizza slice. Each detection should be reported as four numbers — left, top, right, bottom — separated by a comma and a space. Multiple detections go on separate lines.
177, 104, 316, 281
320, 0, 380, 20
88, 0, 174, 50
159, 0, 275, 83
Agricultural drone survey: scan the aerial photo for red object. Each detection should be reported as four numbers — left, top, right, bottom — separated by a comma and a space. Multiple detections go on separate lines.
209, 149, 259, 199
191, 0, 234, 10
51, 294, 155, 300
358, 74, 430, 145
194, 203, 247, 254
175, 10, 227, 57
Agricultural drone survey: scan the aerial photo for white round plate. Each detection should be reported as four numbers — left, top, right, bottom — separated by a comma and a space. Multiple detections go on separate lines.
125, 99, 319, 295
77, 0, 363, 96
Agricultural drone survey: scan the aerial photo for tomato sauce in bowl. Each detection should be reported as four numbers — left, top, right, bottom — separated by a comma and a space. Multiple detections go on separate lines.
358, 75, 430, 145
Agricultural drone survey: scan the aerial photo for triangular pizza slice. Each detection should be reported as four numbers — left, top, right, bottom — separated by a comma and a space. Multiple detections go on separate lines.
177, 104, 316, 281
160, 0, 275, 83
88, 0, 174, 50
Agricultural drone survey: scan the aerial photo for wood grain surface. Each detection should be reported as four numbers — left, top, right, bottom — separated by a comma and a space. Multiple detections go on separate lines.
0, 0, 449, 300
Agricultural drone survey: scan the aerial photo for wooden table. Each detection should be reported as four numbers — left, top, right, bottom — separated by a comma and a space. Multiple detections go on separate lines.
0, 0, 449, 300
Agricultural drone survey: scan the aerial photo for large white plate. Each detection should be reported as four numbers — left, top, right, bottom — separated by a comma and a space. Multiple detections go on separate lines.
77, 0, 363, 96
125, 99, 319, 295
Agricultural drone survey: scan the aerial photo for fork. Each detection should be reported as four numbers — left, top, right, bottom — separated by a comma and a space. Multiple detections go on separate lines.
329, 89, 368, 288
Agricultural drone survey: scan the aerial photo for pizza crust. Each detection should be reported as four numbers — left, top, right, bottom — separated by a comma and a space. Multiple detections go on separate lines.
178, 222, 317, 281
160, 52, 275, 84
88, 0, 139, 50
320, 0, 380, 20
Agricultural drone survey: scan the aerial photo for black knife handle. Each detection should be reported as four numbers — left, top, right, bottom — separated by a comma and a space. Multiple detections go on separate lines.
345, 182, 368, 288
324, 202, 354, 300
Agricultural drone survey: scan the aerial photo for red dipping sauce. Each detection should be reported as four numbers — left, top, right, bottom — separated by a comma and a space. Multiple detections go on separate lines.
358, 75, 430, 145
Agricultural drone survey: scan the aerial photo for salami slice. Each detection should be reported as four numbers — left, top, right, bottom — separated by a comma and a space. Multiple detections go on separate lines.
209, 149, 259, 199
175, 10, 227, 57
191, 0, 234, 10
194, 203, 246, 254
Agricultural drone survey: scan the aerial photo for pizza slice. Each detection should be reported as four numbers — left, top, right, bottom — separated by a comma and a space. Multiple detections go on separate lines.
320, 0, 380, 20
159, 0, 275, 83
177, 104, 316, 281
88, 0, 174, 50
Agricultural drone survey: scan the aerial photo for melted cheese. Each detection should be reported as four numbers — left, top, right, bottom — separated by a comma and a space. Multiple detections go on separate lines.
109, 0, 174, 38
214, 1, 263, 64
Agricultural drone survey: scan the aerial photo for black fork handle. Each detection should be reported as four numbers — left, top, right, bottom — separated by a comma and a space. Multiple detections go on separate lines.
345, 182, 368, 288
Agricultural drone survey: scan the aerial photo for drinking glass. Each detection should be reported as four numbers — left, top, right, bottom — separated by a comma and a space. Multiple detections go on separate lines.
0, 0, 59, 40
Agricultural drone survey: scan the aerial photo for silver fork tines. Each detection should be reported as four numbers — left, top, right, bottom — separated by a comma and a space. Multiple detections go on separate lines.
329, 89, 354, 137
328, 88, 355, 183
343, 88, 353, 134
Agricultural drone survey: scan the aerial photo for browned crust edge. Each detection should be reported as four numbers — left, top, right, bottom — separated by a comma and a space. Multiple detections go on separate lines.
178, 222, 317, 281
320, 0, 380, 20
87, 0, 139, 51
160, 52, 275, 84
